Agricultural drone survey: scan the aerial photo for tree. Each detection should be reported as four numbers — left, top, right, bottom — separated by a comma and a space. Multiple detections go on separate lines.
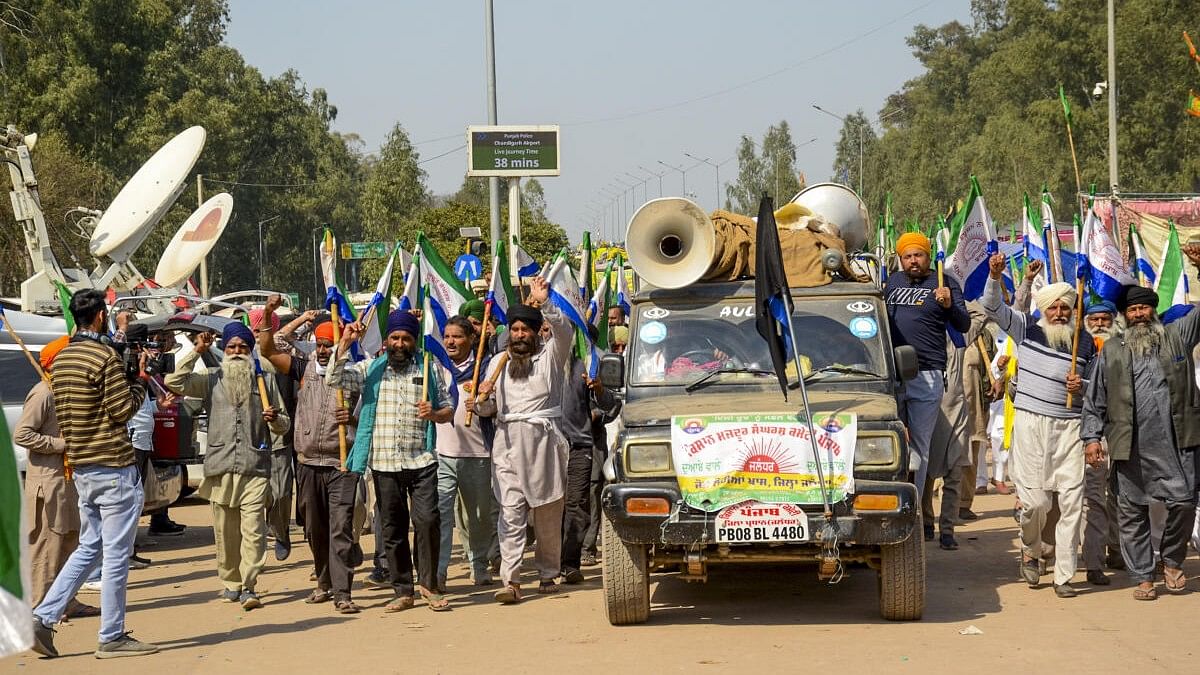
522, 178, 548, 222
726, 134, 766, 213
760, 120, 801, 203
361, 123, 428, 241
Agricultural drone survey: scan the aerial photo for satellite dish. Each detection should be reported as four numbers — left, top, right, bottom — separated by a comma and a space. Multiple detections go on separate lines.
154, 192, 233, 288
89, 126, 206, 261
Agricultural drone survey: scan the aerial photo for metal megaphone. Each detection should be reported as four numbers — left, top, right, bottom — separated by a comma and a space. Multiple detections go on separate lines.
625, 197, 716, 289
791, 182, 870, 252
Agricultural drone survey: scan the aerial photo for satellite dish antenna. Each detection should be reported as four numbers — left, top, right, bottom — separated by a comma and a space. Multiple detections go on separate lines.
154, 192, 233, 288
89, 126, 206, 262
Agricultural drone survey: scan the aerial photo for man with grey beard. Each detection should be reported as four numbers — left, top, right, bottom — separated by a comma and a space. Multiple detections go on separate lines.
1080, 300, 1123, 585
167, 321, 290, 611
982, 252, 1095, 598
473, 277, 573, 603
1082, 256, 1200, 600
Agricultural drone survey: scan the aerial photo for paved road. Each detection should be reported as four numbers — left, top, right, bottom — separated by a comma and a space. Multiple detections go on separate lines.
4, 492, 1195, 673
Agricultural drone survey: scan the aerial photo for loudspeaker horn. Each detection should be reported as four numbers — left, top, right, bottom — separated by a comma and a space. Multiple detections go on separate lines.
790, 182, 869, 252
625, 197, 715, 289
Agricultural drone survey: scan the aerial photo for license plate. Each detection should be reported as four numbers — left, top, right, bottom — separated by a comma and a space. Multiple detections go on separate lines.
714, 501, 809, 544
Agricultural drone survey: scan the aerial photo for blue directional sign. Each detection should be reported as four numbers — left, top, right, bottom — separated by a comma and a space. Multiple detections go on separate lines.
454, 254, 483, 282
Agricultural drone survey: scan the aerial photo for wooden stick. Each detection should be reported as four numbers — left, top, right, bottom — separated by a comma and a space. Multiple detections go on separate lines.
1, 313, 49, 384
975, 336, 996, 387
329, 303, 349, 471
420, 348, 431, 402
1065, 120, 1083, 215
473, 351, 510, 407
1065, 276, 1086, 408
936, 259, 945, 288
464, 300, 494, 427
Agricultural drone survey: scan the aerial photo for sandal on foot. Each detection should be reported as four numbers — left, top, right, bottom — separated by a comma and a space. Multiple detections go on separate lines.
66, 604, 101, 618
334, 600, 362, 614
422, 591, 451, 612
384, 596, 414, 612
305, 589, 332, 604
1163, 566, 1187, 593
494, 584, 522, 604
1133, 585, 1157, 601
538, 580, 560, 594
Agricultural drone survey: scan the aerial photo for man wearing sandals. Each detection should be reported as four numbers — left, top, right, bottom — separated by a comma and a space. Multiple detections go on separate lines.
981, 253, 1094, 598
258, 307, 362, 613
329, 310, 453, 612
167, 322, 290, 612
1082, 248, 1200, 600
472, 277, 574, 603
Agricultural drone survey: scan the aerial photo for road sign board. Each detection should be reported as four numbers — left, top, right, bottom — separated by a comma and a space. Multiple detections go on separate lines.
454, 254, 483, 282
340, 241, 390, 259
459, 227, 482, 239
467, 125, 560, 177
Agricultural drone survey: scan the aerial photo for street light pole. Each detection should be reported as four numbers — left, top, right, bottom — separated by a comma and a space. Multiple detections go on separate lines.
657, 160, 690, 196
484, 0, 502, 252
625, 172, 650, 207
1106, 0, 1118, 191
638, 165, 666, 198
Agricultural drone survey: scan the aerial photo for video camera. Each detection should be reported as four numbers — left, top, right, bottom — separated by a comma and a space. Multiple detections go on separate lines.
118, 323, 174, 381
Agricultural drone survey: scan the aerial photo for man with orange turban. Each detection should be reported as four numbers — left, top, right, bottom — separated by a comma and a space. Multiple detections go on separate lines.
885, 231, 971, 522
15, 336, 98, 618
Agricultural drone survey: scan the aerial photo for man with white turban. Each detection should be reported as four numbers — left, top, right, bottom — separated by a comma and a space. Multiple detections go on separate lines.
982, 253, 1095, 598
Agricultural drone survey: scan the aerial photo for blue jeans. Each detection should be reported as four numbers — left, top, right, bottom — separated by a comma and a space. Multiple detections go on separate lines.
436, 456, 497, 584
34, 464, 143, 643
902, 370, 944, 500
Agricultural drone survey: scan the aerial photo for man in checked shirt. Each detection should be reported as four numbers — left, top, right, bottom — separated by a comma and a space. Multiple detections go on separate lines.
327, 310, 453, 612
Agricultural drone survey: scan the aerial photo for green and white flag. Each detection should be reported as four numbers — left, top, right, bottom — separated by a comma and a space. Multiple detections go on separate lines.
1155, 221, 1193, 323
0, 410, 31, 658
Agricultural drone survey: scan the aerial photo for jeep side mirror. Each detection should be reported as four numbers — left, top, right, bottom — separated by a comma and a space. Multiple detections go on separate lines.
894, 345, 918, 381
599, 353, 625, 390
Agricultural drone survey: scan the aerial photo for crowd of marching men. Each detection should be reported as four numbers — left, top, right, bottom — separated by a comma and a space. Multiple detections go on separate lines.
21, 238, 632, 659
882, 177, 1200, 603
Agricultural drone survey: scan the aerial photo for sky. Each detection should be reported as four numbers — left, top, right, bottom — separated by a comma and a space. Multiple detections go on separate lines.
225, 0, 973, 244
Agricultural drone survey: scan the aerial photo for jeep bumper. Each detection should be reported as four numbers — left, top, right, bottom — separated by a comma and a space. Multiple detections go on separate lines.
601, 479, 918, 547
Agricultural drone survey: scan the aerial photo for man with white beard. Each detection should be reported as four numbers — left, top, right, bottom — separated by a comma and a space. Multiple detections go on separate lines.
167, 322, 290, 610
1082, 259, 1200, 600
1079, 300, 1123, 585
981, 252, 1095, 598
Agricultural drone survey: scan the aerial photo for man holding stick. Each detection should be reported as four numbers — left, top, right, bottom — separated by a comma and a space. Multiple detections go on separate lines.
327, 310, 453, 612
471, 277, 574, 603
166, 322, 289, 611
981, 251, 1094, 598
259, 307, 363, 613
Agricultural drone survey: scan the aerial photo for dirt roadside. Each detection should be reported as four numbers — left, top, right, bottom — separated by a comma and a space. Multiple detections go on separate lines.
3, 491, 1194, 674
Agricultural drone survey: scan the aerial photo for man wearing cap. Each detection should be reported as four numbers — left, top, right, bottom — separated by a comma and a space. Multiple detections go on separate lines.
328, 310, 453, 612
1080, 299, 1122, 585
1082, 247, 1200, 600
167, 321, 290, 611
472, 277, 574, 603
259, 310, 363, 613
983, 252, 1095, 597
885, 231, 971, 497
15, 336, 98, 619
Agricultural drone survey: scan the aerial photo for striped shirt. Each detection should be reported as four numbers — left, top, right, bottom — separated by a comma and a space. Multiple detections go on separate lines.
328, 353, 449, 472
51, 338, 146, 468
982, 277, 1094, 419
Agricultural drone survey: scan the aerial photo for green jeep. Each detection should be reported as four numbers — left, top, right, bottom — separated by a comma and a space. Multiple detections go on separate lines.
598, 278, 924, 625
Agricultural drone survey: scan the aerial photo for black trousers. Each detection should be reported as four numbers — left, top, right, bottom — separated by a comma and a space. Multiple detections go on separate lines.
560, 446, 594, 573
582, 445, 605, 555
373, 464, 440, 596
297, 463, 359, 600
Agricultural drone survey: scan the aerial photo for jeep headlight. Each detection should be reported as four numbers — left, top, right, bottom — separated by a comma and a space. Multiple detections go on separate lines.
854, 434, 897, 466
625, 442, 673, 474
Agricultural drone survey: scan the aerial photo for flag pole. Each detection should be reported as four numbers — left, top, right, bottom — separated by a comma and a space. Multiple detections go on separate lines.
782, 305, 834, 523
464, 299, 494, 428
1066, 275, 1085, 409
328, 302, 349, 471
1, 313, 49, 384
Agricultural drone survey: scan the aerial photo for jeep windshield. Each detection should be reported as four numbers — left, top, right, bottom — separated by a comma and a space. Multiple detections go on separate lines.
629, 296, 887, 386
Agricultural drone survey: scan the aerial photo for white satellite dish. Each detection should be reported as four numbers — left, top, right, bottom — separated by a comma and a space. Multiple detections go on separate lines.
154, 192, 233, 288
89, 126, 206, 261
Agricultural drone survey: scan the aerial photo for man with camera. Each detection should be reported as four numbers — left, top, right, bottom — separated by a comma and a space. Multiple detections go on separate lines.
31, 290, 158, 659
167, 321, 290, 611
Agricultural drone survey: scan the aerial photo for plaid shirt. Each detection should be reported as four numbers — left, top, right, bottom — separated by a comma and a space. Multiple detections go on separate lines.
327, 352, 447, 472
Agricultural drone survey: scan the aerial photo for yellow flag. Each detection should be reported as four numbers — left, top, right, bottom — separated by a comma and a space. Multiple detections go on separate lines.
1001, 338, 1017, 450
1188, 90, 1200, 118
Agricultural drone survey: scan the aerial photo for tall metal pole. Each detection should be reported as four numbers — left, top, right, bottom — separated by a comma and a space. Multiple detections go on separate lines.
857, 124, 864, 197
197, 175, 208, 296
1106, 0, 1119, 192
508, 177, 521, 276
484, 0, 502, 250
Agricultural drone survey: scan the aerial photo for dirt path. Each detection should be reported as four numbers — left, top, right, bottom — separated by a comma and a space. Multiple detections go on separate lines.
4, 492, 1195, 673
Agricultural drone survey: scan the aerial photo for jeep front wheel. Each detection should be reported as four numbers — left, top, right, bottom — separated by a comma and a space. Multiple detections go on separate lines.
601, 514, 650, 625
877, 515, 926, 620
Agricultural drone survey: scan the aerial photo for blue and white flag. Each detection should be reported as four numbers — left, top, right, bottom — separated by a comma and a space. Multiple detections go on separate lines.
1023, 194, 1050, 284
398, 247, 420, 312
1040, 189, 1061, 282
1129, 223, 1157, 287
1080, 206, 1135, 303
616, 258, 632, 316
488, 238, 514, 325
421, 286, 460, 408
360, 243, 401, 358
513, 240, 541, 278
545, 257, 599, 379
1156, 222, 1194, 324
945, 177, 998, 301
416, 234, 472, 335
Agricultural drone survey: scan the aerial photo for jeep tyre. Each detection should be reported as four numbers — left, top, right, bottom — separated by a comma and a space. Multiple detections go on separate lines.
877, 514, 925, 620
601, 514, 650, 625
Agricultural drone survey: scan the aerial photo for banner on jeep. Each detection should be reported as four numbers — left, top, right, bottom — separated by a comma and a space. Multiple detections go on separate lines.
670, 412, 857, 511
